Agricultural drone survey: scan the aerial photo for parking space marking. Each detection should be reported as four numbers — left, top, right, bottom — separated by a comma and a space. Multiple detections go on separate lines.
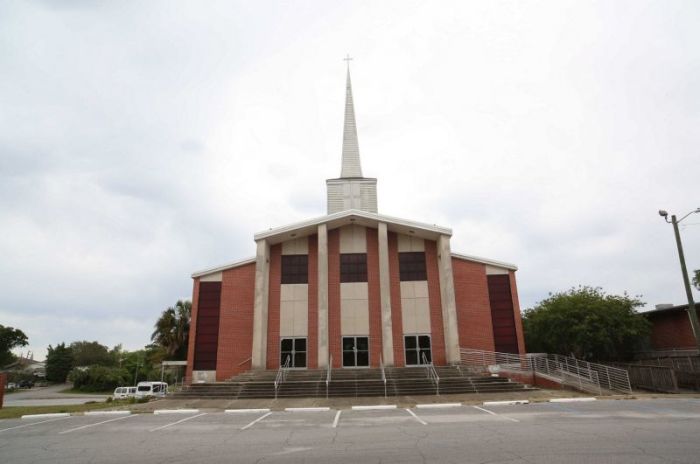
60, 414, 135, 434
405, 409, 427, 425
472, 405, 519, 422
332, 410, 342, 428
241, 411, 272, 430
0, 416, 72, 433
149, 413, 207, 432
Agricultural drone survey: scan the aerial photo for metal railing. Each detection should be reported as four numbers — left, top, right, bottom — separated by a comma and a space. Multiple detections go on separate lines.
274, 355, 290, 399
422, 353, 440, 395
459, 348, 632, 395
325, 355, 332, 399
607, 363, 679, 393
379, 355, 387, 398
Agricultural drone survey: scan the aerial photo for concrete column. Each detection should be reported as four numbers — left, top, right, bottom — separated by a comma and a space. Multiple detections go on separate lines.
377, 222, 395, 366
251, 239, 270, 369
317, 224, 329, 368
437, 235, 460, 364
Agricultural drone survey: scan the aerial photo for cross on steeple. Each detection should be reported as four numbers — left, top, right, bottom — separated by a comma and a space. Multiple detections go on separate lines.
343, 54, 353, 69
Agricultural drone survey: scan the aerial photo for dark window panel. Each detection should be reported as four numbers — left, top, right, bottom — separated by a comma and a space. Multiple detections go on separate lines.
399, 252, 427, 281
340, 253, 368, 283
281, 254, 308, 284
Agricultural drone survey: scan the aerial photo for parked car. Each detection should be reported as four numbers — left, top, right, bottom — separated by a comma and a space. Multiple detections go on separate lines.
135, 381, 168, 398
112, 386, 137, 399
6, 382, 17, 390
18, 379, 34, 388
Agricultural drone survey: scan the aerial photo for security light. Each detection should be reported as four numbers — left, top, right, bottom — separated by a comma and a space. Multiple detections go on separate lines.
658, 210, 668, 217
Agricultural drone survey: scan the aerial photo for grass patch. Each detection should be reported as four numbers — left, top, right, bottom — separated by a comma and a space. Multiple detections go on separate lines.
0, 400, 132, 420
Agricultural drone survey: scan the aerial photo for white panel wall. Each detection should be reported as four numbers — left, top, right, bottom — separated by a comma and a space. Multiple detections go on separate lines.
281, 237, 309, 255
340, 282, 369, 335
280, 283, 308, 337
397, 235, 425, 252
339, 225, 367, 253
400, 281, 431, 334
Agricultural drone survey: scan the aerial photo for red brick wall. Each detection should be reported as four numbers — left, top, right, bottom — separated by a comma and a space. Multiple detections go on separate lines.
366, 228, 383, 367
425, 240, 447, 365
307, 235, 319, 369
388, 232, 405, 367
185, 278, 200, 383
452, 258, 495, 351
266, 244, 282, 369
509, 271, 526, 354
648, 309, 700, 350
216, 263, 256, 380
328, 229, 342, 368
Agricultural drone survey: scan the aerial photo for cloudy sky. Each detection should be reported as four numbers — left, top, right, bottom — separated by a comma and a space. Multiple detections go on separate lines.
1, 0, 698, 360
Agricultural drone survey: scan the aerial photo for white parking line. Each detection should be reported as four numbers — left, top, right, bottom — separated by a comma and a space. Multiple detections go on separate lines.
241, 411, 272, 430
0, 416, 71, 433
60, 414, 135, 434
550, 397, 597, 403
149, 413, 207, 432
405, 408, 427, 425
284, 407, 330, 412
473, 405, 519, 422
332, 410, 342, 428
416, 403, 462, 409
351, 405, 397, 411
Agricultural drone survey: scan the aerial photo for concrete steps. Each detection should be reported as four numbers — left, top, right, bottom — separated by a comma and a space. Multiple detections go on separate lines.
174, 365, 535, 399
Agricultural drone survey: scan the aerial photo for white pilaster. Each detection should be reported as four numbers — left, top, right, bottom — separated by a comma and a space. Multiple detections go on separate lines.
377, 222, 395, 366
317, 224, 329, 368
437, 235, 460, 364
251, 239, 270, 369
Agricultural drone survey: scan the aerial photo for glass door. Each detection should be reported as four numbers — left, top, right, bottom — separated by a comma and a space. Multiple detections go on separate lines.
280, 337, 307, 368
342, 336, 369, 367
404, 335, 432, 366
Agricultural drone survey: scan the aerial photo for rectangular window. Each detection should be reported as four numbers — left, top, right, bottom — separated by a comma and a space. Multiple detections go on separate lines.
281, 255, 308, 284
404, 335, 432, 366
280, 337, 307, 368
399, 251, 427, 281
340, 253, 368, 283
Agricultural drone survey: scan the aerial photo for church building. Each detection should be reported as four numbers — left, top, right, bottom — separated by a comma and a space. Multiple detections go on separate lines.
186, 66, 526, 383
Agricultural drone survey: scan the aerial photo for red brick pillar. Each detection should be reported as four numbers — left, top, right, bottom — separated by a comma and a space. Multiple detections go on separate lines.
0, 373, 6, 408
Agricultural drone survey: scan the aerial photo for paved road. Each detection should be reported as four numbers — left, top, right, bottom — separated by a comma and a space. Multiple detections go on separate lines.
4, 383, 108, 407
1, 398, 699, 463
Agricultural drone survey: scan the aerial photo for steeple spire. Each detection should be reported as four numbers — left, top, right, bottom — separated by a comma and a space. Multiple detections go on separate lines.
341, 57, 362, 178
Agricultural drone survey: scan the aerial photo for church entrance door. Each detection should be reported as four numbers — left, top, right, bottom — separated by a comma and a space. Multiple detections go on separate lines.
342, 336, 369, 367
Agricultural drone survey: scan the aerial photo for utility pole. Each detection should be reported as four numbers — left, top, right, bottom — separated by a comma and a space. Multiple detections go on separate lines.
660, 209, 700, 351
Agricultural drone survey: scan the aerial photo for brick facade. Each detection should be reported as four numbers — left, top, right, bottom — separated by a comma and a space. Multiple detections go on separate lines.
328, 229, 342, 368
185, 279, 200, 383
647, 308, 700, 350
216, 263, 256, 380
452, 258, 495, 351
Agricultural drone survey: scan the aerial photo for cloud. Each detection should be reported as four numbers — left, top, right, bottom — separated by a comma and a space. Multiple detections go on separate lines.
1, 0, 698, 359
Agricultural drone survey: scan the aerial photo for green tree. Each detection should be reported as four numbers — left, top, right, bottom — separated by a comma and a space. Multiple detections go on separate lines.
151, 300, 191, 360
68, 365, 130, 392
45, 343, 74, 383
0, 325, 28, 367
523, 286, 651, 361
70, 341, 113, 367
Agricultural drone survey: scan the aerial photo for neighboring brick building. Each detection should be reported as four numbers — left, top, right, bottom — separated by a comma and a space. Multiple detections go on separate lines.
186, 67, 526, 382
643, 304, 700, 351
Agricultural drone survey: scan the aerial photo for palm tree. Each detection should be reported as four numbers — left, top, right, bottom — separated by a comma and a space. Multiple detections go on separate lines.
151, 300, 191, 360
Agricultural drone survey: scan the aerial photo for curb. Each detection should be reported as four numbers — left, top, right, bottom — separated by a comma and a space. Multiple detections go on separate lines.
351, 405, 397, 411
483, 400, 529, 406
21, 413, 71, 419
153, 409, 200, 415
549, 397, 597, 403
284, 407, 330, 412
84, 411, 131, 416
415, 403, 462, 409
225, 408, 271, 414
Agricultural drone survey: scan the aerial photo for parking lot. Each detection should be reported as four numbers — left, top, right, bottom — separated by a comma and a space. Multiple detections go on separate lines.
2, 398, 700, 463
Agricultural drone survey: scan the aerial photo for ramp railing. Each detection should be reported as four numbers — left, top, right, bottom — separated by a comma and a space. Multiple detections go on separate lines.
379, 355, 387, 397
325, 355, 332, 398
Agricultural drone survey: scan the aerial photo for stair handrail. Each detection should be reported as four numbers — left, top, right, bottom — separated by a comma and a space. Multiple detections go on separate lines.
274, 355, 291, 399
236, 357, 252, 367
379, 354, 387, 397
421, 352, 440, 395
325, 355, 332, 399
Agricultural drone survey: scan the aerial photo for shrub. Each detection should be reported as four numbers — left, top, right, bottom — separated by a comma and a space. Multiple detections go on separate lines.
68, 365, 131, 392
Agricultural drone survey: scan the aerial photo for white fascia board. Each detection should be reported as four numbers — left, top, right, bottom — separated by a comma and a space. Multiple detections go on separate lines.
191, 257, 256, 278
253, 209, 452, 241
451, 252, 518, 271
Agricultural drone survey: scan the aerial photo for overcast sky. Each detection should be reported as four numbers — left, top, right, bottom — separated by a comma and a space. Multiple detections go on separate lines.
1, 0, 698, 360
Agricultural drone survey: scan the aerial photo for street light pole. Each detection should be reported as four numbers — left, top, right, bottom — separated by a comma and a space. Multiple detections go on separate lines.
660, 208, 700, 351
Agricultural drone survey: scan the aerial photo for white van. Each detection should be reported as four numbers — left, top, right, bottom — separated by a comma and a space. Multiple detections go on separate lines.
113, 386, 137, 399
135, 381, 168, 398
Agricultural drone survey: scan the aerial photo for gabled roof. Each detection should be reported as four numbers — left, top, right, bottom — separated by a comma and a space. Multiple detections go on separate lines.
254, 209, 452, 244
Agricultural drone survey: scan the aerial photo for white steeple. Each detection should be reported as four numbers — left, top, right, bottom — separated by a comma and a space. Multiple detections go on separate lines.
326, 57, 378, 215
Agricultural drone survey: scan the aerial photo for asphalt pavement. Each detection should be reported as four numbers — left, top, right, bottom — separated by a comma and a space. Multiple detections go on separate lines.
4, 383, 109, 407
1, 398, 699, 463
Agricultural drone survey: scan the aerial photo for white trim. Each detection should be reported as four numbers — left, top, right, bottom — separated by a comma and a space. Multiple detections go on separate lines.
254, 209, 452, 241
153, 409, 200, 415
450, 252, 518, 271
285, 407, 331, 412
351, 405, 397, 410
415, 403, 462, 409
191, 257, 256, 278
21, 413, 70, 419
549, 397, 597, 403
